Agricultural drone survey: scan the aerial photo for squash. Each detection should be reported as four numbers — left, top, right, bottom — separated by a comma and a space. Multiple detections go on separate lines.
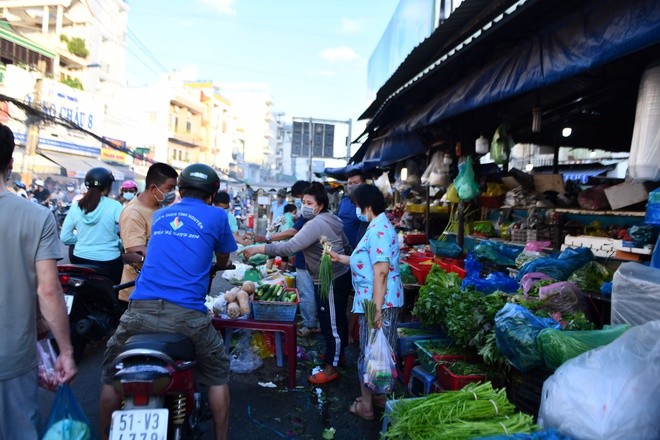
224, 291, 237, 303
236, 290, 250, 315
227, 302, 240, 319
241, 281, 256, 294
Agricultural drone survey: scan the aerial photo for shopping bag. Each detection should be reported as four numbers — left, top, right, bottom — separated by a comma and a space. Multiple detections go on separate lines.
37, 338, 59, 391
41, 384, 94, 440
362, 328, 397, 394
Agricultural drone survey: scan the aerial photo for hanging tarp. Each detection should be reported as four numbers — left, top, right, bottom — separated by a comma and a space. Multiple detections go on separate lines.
326, 131, 427, 179
390, 0, 660, 136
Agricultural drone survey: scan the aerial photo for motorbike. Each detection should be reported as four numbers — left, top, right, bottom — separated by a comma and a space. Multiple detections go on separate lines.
107, 264, 233, 440
57, 264, 127, 361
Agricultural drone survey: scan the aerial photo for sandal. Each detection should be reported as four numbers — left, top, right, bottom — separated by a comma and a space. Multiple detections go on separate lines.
356, 395, 387, 409
308, 369, 339, 385
349, 399, 374, 421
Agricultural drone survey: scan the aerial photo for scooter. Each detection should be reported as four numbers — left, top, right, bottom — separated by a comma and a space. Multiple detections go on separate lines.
57, 264, 126, 362
107, 265, 233, 440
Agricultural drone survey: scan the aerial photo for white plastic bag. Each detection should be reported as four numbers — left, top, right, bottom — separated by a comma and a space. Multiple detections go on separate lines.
374, 171, 393, 198
37, 338, 58, 391
538, 320, 660, 440
611, 262, 660, 325
229, 330, 263, 374
362, 328, 397, 394
421, 151, 447, 187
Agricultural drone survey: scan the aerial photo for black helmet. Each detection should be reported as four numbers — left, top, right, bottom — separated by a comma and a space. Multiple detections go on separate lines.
85, 167, 114, 189
178, 163, 219, 195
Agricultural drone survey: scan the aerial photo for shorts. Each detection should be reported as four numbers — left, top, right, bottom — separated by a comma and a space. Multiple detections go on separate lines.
102, 299, 230, 387
0, 369, 39, 440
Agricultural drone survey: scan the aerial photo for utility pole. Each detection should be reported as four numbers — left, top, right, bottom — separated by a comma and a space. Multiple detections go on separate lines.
346, 118, 353, 161
20, 60, 46, 184
307, 117, 313, 181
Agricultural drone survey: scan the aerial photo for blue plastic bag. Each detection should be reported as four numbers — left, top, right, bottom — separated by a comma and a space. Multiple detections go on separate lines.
473, 240, 523, 266
462, 271, 519, 294
474, 428, 574, 439
41, 384, 94, 440
465, 253, 482, 277
495, 303, 561, 372
454, 156, 480, 201
645, 188, 660, 225
517, 247, 594, 281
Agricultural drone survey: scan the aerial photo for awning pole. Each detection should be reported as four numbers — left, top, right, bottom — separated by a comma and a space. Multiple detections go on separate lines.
424, 151, 430, 239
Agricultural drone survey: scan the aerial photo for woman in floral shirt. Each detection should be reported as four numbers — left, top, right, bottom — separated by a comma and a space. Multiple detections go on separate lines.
330, 183, 403, 421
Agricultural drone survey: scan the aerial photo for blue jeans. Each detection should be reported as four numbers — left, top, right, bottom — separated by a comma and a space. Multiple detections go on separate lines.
296, 268, 317, 328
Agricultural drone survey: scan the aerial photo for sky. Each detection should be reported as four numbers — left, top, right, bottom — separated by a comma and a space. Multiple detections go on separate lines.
125, 0, 400, 130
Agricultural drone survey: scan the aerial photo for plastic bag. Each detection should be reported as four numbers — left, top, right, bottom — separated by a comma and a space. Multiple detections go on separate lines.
454, 156, 480, 201
229, 330, 263, 373
537, 282, 586, 315
462, 272, 519, 294
611, 262, 660, 326
473, 240, 522, 266
491, 124, 512, 165
474, 428, 573, 440
537, 325, 630, 370
42, 384, 93, 440
495, 303, 561, 372
524, 241, 552, 252
567, 261, 612, 293
517, 247, 594, 281
520, 272, 554, 296
362, 328, 397, 394
577, 185, 610, 210
421, 151, 446, 187
645, 188, 660, 225
251, 332, 274, 359
464, 253, 482, 277
37, 338, 59, 391
445, 183, 460, 203
399, 263, 418, 285
538, 321, 660, 440
374, 171, 393, 198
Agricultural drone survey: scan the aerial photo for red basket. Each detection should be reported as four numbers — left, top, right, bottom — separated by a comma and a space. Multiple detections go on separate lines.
404, 233, 428, 245
436, 364, 485, 391
404, 251, 434, 264
407, 262, 435, 285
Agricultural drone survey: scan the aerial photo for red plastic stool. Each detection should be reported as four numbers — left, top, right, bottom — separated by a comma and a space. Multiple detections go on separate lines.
401, 354, 417, 386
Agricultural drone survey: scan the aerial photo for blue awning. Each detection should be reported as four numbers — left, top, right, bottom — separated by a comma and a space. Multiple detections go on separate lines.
326, 132, 427, 178
390, 0, 660, 136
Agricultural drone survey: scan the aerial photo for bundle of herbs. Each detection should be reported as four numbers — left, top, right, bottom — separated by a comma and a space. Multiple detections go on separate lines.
318, 236, 334, 300
383, 382, 536, 440
412, 265, 462, 326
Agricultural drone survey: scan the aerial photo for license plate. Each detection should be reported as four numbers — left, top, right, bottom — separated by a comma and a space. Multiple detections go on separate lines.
110, 409, 168, 440
64, 295, 74, 315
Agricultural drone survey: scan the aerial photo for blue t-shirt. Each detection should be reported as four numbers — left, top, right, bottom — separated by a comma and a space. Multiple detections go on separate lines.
131, 198, 238, 313
350, 213, 404, 313
337, 196, 368, 250
292, 216, 308, 269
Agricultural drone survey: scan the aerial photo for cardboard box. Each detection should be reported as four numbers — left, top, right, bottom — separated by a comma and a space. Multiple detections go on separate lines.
534, 174, 565, 194
604, 182, 648, 210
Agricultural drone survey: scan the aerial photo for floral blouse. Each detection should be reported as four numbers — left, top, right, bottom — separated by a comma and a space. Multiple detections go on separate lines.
350, 212, 403, 313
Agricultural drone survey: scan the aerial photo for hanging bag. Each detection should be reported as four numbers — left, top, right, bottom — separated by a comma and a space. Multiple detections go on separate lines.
362, 328, 397, 394
37, 338, 59, 391
42, 384, 94, 440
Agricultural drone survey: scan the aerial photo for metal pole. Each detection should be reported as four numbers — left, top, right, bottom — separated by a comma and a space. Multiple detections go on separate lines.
308, 117, 313, 181
346, 118, 352, 161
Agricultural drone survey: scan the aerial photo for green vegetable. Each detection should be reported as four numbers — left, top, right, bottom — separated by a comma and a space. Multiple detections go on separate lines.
362, 299, 377, 332
568, 261, 613, 293
318, 236, 333, 300
383, 382, 536, 440
446, 361, 485, 376
412, 265, 462, 326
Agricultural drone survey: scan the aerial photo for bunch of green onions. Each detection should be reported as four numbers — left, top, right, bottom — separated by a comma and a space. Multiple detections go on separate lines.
362, 299, 377, 332
318, 236, 334, 300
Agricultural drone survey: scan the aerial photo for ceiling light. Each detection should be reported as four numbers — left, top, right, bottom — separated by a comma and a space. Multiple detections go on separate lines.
562, 127, 572, 137
400, 167, 408, 181
525, 162, 534, 172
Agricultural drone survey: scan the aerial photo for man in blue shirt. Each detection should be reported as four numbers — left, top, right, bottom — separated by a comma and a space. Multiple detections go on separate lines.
337, 170, 369, 250
99, 164, 237, 440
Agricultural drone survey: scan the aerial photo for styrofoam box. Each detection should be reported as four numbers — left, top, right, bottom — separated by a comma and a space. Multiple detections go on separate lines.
604, 182, 648, 210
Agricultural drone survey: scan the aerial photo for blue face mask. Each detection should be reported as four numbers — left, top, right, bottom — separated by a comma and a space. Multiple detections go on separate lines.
301, 205, 317, 219
355, 207, 369, 222
294, 198, 302, 210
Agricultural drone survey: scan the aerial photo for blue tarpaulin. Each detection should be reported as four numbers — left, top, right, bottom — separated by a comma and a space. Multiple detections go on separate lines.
389, 0, 660, 136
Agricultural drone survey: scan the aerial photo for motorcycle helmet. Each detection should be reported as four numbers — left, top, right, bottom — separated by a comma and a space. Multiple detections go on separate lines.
34, 179, 45, 187
14, 180, 26, 189
85, 167, 115, 189
178, 163, 219, 195
120, 180, 138, 191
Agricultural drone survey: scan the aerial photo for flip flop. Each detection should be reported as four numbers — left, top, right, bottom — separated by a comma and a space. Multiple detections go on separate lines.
308, 370, 339, 385
349, 399, 375, 421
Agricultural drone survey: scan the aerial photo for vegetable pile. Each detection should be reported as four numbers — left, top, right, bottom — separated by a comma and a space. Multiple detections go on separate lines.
383, 382, 536, 440
255, 283, 297, 303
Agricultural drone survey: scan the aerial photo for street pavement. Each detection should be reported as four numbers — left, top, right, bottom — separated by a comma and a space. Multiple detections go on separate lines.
38, 246, 392, 439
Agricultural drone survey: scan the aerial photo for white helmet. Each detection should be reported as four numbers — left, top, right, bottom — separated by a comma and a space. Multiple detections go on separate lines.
34, 179, 45, 186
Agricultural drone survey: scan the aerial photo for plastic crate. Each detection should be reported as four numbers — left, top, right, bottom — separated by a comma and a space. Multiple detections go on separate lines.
429, 239, 463, 258
507, 368, 554, 419
396, 322, 447, 357
414, 339, 465, 373
251, 288, 299, 322
404, 233, 428, 245
407, 261, 436, 285
436, 363, 485, 391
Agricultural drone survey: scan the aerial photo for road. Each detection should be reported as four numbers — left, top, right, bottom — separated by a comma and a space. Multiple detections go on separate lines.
38, 244, 387, 439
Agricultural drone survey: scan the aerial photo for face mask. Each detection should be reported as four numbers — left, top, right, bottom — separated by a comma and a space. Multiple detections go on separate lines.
355, 206, 369, 222
345, 184, 357, 196
301, 205, 316, 219
66, 186, 75, 192
155, 187, 177, 206
123, 192, 135, 201
294, 198, 302, 210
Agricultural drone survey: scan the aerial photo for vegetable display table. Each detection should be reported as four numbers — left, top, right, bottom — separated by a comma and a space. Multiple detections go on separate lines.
211, 316, 297, 389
